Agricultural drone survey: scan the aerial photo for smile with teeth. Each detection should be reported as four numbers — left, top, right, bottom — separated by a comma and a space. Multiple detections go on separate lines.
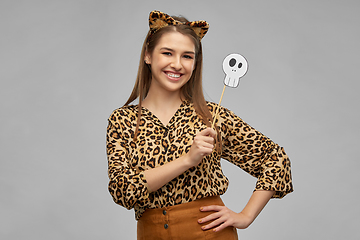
166, 72, 182, 78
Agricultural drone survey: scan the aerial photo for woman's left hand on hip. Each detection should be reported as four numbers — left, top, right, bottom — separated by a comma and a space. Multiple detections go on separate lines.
198, 205, 252, 232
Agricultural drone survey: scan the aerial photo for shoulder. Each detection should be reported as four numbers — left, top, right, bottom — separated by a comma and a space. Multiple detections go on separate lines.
206, 101, 240, 120
108, 105, 138, 125
206, 101, 217, 110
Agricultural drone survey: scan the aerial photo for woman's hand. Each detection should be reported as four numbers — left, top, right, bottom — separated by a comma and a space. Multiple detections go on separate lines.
143, 127, 216, 193
185, 128, 216, 167
198, 205, 253, 232
198, 190, 275, 232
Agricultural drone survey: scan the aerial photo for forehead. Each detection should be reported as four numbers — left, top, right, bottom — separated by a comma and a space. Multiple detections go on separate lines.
155, 31, 195, 52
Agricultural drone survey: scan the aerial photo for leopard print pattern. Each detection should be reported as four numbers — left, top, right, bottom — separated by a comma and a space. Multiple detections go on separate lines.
148, 10, 209, 40
107, 101, 293, 220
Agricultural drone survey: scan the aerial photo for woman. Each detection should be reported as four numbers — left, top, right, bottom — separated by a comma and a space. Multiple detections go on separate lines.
106, 10, 293, 239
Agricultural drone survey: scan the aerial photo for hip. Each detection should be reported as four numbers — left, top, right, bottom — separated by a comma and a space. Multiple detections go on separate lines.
137, 195, 238, 240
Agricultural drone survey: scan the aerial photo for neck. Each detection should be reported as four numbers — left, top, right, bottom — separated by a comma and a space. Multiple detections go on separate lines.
142, 84, 183, 110
141, 86, 185, 126
142, 90, 183, 110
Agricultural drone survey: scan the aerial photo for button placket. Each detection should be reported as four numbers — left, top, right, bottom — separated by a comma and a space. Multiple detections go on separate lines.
162, 127, 171, 155
161, 126, 173, 230
163, 207, 169, 230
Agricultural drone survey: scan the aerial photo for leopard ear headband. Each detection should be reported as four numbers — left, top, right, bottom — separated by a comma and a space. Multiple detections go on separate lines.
148, 10, 209, 41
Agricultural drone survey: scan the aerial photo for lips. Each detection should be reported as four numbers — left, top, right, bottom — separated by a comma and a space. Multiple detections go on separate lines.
164, 71, 183, 80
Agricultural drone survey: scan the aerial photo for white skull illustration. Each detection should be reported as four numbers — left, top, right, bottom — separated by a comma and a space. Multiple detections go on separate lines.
222, 53, 248, 88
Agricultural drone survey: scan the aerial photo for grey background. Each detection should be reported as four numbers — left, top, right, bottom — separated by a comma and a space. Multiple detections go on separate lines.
1, 0, 359, 239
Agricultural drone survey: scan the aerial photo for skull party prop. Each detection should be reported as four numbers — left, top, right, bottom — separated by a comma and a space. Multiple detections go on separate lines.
212, 53, 249, 128
222, 53, 248, 88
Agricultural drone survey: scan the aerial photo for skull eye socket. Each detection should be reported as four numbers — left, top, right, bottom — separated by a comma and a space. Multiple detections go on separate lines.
229, 58, 236, 67
238, 62, 243, 68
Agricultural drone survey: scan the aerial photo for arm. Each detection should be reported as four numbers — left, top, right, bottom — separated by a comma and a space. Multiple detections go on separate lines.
144, 127, 216, 192
107, 108, 216, 208
107, 115, 150, 209
219, 106, 293, 198
199, 190, 275, 232
197, 104, 293, 232
240, 190, 275, 226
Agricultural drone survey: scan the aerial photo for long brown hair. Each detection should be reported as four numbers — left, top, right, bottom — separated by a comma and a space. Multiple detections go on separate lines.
125, 15, 220, 150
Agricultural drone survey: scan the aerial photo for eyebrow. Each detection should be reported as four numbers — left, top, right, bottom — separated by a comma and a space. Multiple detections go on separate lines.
160, 47, 195, 55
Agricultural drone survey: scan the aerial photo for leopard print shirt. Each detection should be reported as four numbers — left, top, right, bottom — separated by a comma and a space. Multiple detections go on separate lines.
107, 101, 293, 220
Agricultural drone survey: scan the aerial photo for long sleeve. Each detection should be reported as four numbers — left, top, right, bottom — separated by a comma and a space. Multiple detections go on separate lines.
107, 102, 293, 220
218, 106, 293, 198
106, 110, 150, 210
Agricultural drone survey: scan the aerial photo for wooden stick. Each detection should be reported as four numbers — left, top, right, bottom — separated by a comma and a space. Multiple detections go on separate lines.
211, 85, 226, 129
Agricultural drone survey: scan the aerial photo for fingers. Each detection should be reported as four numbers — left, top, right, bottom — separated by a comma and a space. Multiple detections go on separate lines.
193, 128, 216, 153
199, 127, 217, 139
202, 218, 227, 232
200, 205, 223, 212
187, 128, 217, 167
195, 128, 216, 146
198, 212, 229, 232
198, 205, 224, 224
193, 135, 214, 150
198, 205, 236, 232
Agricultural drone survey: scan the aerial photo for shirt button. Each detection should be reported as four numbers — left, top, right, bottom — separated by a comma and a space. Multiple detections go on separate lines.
163, 210, 167, 215
164, 224, 169, 229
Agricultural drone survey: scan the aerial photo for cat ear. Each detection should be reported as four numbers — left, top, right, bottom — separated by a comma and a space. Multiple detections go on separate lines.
149, 10, 180, 35
185, 21, 209, 40
148, 10, 209, 40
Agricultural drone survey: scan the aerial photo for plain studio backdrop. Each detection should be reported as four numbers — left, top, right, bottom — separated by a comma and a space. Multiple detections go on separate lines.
1, 0, 359, 239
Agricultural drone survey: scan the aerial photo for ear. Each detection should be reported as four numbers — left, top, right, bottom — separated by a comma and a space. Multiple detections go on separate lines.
144, 51, 151, 64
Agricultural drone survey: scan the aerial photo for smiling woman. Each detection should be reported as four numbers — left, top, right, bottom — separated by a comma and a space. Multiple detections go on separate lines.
106, 10, 293, 240
143, 31, 196, 104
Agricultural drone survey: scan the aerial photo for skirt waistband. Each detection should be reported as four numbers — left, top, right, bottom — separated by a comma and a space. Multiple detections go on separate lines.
140, 195, 224, 221
137, 196, 238, 240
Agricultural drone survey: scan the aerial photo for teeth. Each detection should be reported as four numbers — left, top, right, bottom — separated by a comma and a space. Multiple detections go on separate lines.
167, 73, 180, 78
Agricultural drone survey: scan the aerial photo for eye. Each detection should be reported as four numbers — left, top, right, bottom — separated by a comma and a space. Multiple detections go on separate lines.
238, 62, 242, 68
183, 55, 194, 59
162, 52, 172, 56
229, 58, 236, 67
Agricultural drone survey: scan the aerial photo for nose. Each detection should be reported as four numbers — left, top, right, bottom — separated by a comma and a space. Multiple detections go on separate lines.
170, 56, 182, 71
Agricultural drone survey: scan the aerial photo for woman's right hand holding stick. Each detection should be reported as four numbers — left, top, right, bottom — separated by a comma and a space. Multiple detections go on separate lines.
144, 128, 216, 192
185, 128, 217, 167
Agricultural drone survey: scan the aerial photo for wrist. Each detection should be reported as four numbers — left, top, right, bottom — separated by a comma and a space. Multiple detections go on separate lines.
180, 153, 194, 169
238, 211, 254, 229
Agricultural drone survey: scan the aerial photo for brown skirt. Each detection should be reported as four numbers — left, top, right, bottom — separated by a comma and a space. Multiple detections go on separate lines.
137, 195, 238, 240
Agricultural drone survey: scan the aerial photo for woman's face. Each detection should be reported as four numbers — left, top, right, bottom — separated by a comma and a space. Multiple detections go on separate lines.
145, 31, 196, 95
